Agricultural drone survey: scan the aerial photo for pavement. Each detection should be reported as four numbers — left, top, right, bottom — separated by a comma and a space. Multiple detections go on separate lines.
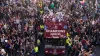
94, 46, 100, 56
38, 39, 45, 56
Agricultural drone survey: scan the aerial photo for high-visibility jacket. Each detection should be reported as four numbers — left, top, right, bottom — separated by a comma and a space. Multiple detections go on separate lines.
66, 33, 70, 37
40, 25, 44, 29
40, 10, 44, 14
37, 39, 40, 45
66, 37, 69, 44
66, 37, 72, 46
34, 46, 38, 53
68, 41, 72, 46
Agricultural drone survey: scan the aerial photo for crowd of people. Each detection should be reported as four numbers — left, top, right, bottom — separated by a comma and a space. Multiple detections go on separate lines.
0, 0, 39, 56
0, 0, 100, 56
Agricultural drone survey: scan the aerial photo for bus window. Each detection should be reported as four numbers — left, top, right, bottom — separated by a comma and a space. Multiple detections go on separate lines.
45, 38, 52, 45
52, 39, 65, 46
45, 38, 65, 46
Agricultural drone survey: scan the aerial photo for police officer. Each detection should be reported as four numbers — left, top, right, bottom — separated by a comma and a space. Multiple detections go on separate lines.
37, 39, 41, 51
34, 45, 39, 56
37, 39, 40, 46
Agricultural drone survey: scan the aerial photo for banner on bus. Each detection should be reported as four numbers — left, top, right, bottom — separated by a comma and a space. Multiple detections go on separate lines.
44, 30, 66, 38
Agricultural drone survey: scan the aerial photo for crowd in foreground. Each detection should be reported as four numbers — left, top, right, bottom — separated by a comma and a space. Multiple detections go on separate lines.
0, 0, 100, 56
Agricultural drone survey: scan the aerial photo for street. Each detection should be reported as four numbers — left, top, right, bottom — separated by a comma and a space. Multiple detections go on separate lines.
94, 46, 100, 56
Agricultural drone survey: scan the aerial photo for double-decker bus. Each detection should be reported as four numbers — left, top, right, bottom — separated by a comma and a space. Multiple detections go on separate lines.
44, 18, 67, 56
